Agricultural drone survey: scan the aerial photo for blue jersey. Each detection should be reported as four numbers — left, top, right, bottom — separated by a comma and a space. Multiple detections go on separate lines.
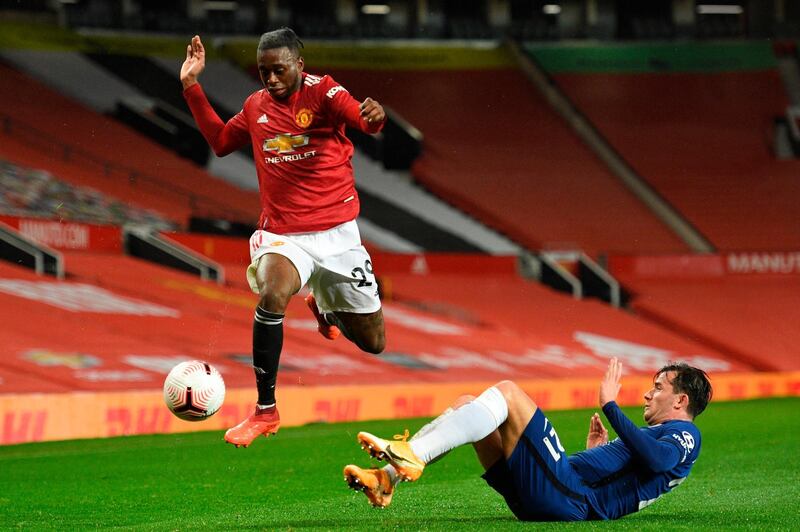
569, 402, 701, 520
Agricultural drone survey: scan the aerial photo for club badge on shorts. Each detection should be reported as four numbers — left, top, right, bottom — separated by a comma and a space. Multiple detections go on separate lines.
295, 108, 314, 128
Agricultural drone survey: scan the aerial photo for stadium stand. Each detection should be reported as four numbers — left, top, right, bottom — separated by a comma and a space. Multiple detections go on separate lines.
0, 49, 261, 192
0, 158, 173, 229
352, 153, 521, 254
323, 67, 691, 256
150, 55, 265, 190
609, 254, 800, 372
0, 240, 751, 391
0, 49, 142, 114
551, 68, 800, 251
84, 52, 238, 121
0, 61, 260, 227
4, 227, 780, 444
0, 133, 193, 227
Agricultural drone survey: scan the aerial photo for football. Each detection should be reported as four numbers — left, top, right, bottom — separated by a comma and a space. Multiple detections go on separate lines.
163, 360, 226, 421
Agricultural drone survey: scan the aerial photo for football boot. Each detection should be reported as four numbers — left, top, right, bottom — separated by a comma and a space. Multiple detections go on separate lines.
224, 406, 280, 447
357, 429, 425, 481
343, 465, 394, 508
305, 293, 341, 340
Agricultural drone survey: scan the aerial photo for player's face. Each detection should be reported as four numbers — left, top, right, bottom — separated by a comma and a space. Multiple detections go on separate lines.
257, 46, 304, 100
643, 371, 685, 425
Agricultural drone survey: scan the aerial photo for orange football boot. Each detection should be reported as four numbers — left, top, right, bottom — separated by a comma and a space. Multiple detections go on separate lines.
305, 293, 341, 340
343, 465, 395, 508
357, 429, 425, 481
224, 406, 280, 447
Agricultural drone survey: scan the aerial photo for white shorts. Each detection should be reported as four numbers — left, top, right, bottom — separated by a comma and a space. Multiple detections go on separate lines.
246, 220, 381, 314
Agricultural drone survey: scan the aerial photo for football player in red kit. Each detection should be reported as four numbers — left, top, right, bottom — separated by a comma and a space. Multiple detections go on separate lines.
180, 28, 386, 447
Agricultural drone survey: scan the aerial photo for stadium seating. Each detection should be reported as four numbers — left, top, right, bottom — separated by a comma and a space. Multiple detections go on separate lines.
553, 70, 800, 251
0, 158, 173, 229
0, 241, 754, 398
611, 258, 800, 372
0, 134, 193, 226
0, 61, 260, 227
323, 67, 690, 256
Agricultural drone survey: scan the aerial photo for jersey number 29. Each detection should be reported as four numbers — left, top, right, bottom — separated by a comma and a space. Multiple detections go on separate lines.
351, 260, 374, 287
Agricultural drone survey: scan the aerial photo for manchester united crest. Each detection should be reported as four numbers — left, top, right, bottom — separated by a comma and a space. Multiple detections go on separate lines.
295, 108, 314, 128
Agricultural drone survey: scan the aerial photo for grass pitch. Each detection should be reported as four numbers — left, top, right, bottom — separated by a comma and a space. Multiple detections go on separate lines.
1, 397, 798, 530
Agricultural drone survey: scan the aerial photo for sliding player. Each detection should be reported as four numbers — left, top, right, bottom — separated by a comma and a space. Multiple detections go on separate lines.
346, 358, 712, 521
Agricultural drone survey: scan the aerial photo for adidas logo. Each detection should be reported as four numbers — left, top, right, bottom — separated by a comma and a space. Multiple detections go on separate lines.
257, 114, 268, 124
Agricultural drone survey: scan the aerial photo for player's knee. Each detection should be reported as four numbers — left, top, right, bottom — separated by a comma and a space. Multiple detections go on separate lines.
453, 394, 475, 408
361, 330, 385, 354
257, 287, 292, 313
494, 380, 532, 409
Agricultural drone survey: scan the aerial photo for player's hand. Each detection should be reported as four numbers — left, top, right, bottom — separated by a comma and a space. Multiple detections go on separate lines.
180, 35, 206, 89
586, 413, 608, 449
360, 97, 385, 125
599, 357, 623, 407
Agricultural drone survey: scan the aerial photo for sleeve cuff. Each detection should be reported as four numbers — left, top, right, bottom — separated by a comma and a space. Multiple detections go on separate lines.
182, 82, 202, 98
602, 401, 618, 415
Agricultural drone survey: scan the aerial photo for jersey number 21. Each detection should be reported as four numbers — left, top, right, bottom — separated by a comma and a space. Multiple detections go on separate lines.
543, 419, 566, 462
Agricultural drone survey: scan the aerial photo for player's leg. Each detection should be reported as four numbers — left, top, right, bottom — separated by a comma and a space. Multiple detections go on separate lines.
489, 382, 590, 521
226, 234, 312, 447
493, 380, 540, 457
251, 253, 301, 408
328, 309, 385, 354
416, 393, 504, 471
356, 382, 538, 518
345, 395, 476, 507
304, 292, 341, 340
304, 293, 385, 352
307, 242, 385, 354
357, 384, 513, 481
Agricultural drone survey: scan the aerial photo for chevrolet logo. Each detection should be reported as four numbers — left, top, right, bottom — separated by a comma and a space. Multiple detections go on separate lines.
263, 133, 309, 154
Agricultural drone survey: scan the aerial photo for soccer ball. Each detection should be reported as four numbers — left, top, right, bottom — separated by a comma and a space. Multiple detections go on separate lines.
163, 360, 225, 421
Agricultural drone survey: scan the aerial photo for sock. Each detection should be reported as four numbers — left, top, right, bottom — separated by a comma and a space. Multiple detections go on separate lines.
383, 406, 456, 486
409, 387, 508, 464
411, 407, 454, 441
252, 306, 284, 407
383, 465, 399, 486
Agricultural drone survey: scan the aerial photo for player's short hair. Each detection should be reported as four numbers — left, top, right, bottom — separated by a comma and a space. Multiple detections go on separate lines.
257, 27, 304, 56
657, 363, 713, 418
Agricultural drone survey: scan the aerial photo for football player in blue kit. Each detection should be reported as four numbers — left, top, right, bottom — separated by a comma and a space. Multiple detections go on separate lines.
345, 357, 712, 520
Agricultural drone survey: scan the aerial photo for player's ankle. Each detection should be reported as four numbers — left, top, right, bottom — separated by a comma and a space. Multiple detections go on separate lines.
384, 465, 400, 486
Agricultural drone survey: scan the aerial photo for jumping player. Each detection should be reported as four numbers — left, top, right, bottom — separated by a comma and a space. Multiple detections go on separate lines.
180, 28, 386, 447
345, 358, 712, 520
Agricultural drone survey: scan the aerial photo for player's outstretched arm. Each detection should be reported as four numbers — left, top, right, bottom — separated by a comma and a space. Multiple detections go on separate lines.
586, 413, 608, 449
181, 34, 248, 157
180, 35, 206, 89
598, 358, 682, 472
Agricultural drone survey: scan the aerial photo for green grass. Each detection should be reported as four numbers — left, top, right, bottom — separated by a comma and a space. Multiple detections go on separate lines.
1, 398, 798, 530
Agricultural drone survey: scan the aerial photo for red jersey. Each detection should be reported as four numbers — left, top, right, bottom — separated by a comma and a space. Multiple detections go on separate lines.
184, 73, 383, 234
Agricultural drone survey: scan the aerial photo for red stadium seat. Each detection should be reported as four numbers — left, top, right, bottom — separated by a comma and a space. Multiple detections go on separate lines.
554, 70, 800, 251
0, 63, 259, 227
325, 68, 690, 256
